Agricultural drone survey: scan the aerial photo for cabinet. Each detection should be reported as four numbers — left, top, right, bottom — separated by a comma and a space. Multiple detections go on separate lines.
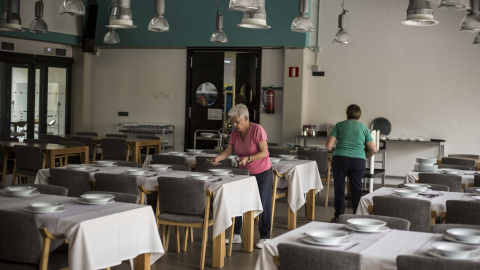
117, 123, 175, 152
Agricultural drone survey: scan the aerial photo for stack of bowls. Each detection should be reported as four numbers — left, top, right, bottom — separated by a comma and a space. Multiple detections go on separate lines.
209, 169, 232, 176
27, 202, 63, 212
66, 164, 87, 171
186, 149, 203, 154
404, 183, 430, 192
347, 218, 387, 232
187, 173, 211, 180
431, 242, 478, 259
446, 229, 480, 245
149, 164, 171, 171
393, 189, 420, 198
201, 133, 215, 138
414, 157, 438, 172
279, 155, 296, 161
123, 169, 146, 175
304, 230, 349, 245
79, 193, 115, 204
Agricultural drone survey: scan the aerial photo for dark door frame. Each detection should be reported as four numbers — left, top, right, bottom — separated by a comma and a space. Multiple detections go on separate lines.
185, 47, 262, 150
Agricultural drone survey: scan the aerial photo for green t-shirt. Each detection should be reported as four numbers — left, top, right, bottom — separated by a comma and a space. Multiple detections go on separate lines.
330, 120, 373, 159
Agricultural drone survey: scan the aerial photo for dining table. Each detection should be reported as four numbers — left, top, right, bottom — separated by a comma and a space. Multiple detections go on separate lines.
404, 170, 476, 187
34, 165, 263, 269
0, 140, 89, 168
255, 221, 480, 270
357, 187, 476, 216
142, 153, 226, 169
0, 192, 164, 270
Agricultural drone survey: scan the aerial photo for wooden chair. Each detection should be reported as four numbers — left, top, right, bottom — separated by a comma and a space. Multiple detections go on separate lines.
418, 173, 463, 192
155, 176, 214, 270
69, 136, 98, 163
100, 138, 131, 161
271, 169, 288, 232
338, 214, 411, 231
38, 134, 62, 144
441, 200, 480, 225
136, 135, 160, 167
12, 145, 46, 185
397, 255, 480, 270
49, 168, 93, 197
94, 173, 141, 204
297, 149, 332, 207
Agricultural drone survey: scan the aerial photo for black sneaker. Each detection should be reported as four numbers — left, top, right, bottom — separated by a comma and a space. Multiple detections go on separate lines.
330, 217, 339, 223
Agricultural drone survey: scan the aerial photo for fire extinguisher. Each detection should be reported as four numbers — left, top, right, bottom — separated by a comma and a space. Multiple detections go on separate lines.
262, 85, 275, 114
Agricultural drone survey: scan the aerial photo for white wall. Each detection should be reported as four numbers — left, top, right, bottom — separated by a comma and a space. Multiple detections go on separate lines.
298, 0, 480, 176
72, 48, 187, 151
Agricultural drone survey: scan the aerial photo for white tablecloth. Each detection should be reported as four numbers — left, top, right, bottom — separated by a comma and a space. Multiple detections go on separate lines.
142, 153, 227, 168
0, 194, 164, 270
357, 187, 475, 215
405, 170, 475, 186
35, 165, 141, 185
272, 160, 323, 213
255, 222, 467, 270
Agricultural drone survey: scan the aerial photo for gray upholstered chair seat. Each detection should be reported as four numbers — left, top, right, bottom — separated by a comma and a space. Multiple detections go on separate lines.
94, 173, 140, 201
170, 165, 191, 171
338, 214, 411, 231
17, 184, 68, 196
158, 213, 211, 223
397, 255, 480, 270
432, 223, 480, 234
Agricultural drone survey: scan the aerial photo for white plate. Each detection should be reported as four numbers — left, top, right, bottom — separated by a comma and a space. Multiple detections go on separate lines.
23, 206, 65, 214
76, 198, 115, 205
2, 190, 40, 197
444, 234, 480, 245
28, 202, 64, 211
149, 168, 172, 172
278, 155, 296, 160
5, 186, 37, 196
301, 236, 352, 246
344, 224, 390, 233
427, 249, 480, 260
123, 170, 147, 176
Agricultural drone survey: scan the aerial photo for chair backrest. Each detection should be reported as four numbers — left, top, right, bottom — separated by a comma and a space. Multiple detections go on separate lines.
277, 243, 361, 270
441, 157, 476, 171
372, 196, 431, 232
296, 155, 308, 160
397, 183, 450, 192
105, 133, 128, 138
76, 132, 98, 136
437, 164, 471, 171
58, 141, 84, 147
23, 139, 48, 144
84, 191, 139, 204
0, 144, 4, 169
137, 135, 160, 140
101, 138, 128, 160
69, 136, 95, 158
475, 175, 480, 187
397, 255, 479, 270
0, 137, 19, 141
464, 187, 478, 193
0, 183, 4, 189
38, 134, 62, 144
49, 168, 92, 197
113, 160, 139, 167
13, 145, 44, 171
297, 149, 329, 177
268, 147, 291, 157
17, 184, 68, 196
418, 173, 462, 192
152, 154, 187, 165
338, 214, 411, 231
229, 168, 250, 175
94, 173, 140, 197
432, 223, 480, 234
201, 149, 220, 154
445, 200, 480, 225
448, 154, 480, 159
157, 176, 206, 216
170, 164, 192, 171
195, 156, 231, 172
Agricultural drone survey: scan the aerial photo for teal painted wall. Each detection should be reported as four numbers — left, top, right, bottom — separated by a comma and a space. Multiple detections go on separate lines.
0, 0, 309, 48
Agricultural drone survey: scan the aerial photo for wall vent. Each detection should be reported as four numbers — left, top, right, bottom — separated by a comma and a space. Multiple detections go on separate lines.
55, 48, 66, 56
1, 42, 14, 51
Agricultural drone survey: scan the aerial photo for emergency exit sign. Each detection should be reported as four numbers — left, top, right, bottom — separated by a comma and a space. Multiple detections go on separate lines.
289, 67, 299, 77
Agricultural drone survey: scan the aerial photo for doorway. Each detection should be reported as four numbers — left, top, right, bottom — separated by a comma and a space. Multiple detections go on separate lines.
185, 48, 262, 150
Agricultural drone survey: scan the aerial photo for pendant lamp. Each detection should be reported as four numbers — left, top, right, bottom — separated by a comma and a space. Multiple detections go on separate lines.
460, 0, 480, 32
229, 0, 257, 11
333, 1, 350, 44
104, 28, 120, 44
59, 0, 85, 16
438, 0, 470, 11
237, 0, 270, 29
29, 0, 48, 33
211, 0, 228, 44
402, 0, 439, 26
0, 0, 23, 32
291, 0, 314, 32
106, 0, 136, 29
148, 0, 169, 32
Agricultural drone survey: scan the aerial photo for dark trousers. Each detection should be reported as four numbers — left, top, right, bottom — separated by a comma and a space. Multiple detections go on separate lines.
233, 168, 272, 239
331, 155, 366, 218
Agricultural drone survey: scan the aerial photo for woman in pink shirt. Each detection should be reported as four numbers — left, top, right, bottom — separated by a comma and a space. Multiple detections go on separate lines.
212, 104, 272, 249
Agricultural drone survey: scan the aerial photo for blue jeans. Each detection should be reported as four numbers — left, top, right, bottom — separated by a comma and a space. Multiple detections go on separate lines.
233, 168, 272, 239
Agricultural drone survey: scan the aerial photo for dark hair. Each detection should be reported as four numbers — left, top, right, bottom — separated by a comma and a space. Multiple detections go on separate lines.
346, 104, 361, 120
235, 94, 247, 105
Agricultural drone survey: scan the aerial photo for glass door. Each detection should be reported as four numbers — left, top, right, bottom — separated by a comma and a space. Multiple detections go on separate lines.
9, 66, 31, 140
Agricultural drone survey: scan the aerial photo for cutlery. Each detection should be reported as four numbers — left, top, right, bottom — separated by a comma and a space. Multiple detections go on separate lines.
211, 178, 223, 182
344, 243, 359, 251
91, 169, 100, 172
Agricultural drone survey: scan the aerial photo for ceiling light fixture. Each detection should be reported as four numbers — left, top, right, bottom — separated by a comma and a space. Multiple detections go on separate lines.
291, 0, 314, 32
237, 0, 271, 29
460, 0, 480, 32
148, 0, 169, 32
402, 0, 439, 26
106, 0, 136, 29
438, 0, 471, 11
229, 0, 258, 11
333, 0, 350, 44
59, 0, 85, 16
0, 0, 23, 32
103, 28, 120, 44
29, 0, 48, 33
211, 0, 228, 43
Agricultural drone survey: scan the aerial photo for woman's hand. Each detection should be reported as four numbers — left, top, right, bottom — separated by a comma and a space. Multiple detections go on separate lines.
211, 156, 221, 166
238, 156, 249, 167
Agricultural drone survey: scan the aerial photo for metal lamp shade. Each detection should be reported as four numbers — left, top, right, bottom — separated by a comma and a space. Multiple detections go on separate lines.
106, 0, 137, 29
460, 11, 480, 32
148, 0, 169, 32
29, 1, 48, 33
0, 0, 23, 32
291, 0, 313, 32
401, 0, 439, 26
59, 0, 85, 16
333, 29, 351, 44
474, 32, 480, 44
438, 0, 470, 11
237, 0, 270, 29
211, 12, 228, 43
229, 0, 258, 11
104, 28, 120, 44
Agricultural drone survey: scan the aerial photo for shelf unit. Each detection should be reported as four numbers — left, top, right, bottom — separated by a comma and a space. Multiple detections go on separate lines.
117, 123, 175, 152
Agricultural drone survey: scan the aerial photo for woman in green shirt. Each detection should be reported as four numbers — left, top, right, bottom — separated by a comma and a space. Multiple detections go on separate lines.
325, 104, 377, 222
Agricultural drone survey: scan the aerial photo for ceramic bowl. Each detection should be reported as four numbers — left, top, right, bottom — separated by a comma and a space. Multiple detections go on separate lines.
28, 202, 63, 211
304, 230, 349, 244
80, 193, 115, 203
394, 189, 420, 198
347, 218, 386, 231
270, 158, 281, 163
447, 229, 480, 243
188, 173, 211, 180
66, 165, 87, 171
441, 169, 459, 174
431, 242, 478, 258
169, 152, 185, 156
416, 157, 437, 166
209, 169, 232, 176
186, 149, 203, 154
149, 164, 171, 171
95, 161, 115, 166
5, 186, 37, 196
278, 155, 296, 160
404, 183, 430, 192
124, 169, 146, 175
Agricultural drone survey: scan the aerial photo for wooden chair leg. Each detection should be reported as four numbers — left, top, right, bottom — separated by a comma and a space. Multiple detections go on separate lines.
271, 195, 276, 232
39, 235, 52, 270
183, 227, 189, 252
199, 225, 208, 270
175, 226, 180, 253
325, 175, 331, 207
228, 217, 235, 257
189, 227, 194, 242
165, 225, 171, 252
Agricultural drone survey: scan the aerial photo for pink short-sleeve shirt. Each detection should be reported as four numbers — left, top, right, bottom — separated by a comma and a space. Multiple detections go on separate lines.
229, 123, 272, 175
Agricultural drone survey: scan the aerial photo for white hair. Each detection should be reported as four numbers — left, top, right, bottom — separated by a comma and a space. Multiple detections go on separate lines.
228, 104, 249, 120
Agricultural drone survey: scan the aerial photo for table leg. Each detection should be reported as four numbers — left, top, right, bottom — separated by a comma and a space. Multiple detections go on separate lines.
155, 141, 161, 154
242, 211, 254, 252
133, 253, 150, 270
212, 231, 225, 268
45, 151, 56, 168
287, 206, 297, 230
306, 189, 315, 221
131, 143, 139, 164
80, 146, 89, 164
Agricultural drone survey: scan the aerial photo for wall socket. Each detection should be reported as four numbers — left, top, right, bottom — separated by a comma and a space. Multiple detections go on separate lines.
155, 92, 173, 99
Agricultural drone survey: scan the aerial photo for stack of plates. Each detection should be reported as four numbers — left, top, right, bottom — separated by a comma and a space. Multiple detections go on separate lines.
94, 161, 116, 167
186, 149, 204, 154
66, 164, 88, 171
414, 157, 438, 172
23, 202, 65, 213
429, 242, 479, 260
345, 218, 389, 233
3, 186, 40, 197
302, 230, 351, 246
392, 189, 420, 198
403, 183, 431, 192
123, 169, 147, 175
77, 193, 115, 204
149, 164, 172, 171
